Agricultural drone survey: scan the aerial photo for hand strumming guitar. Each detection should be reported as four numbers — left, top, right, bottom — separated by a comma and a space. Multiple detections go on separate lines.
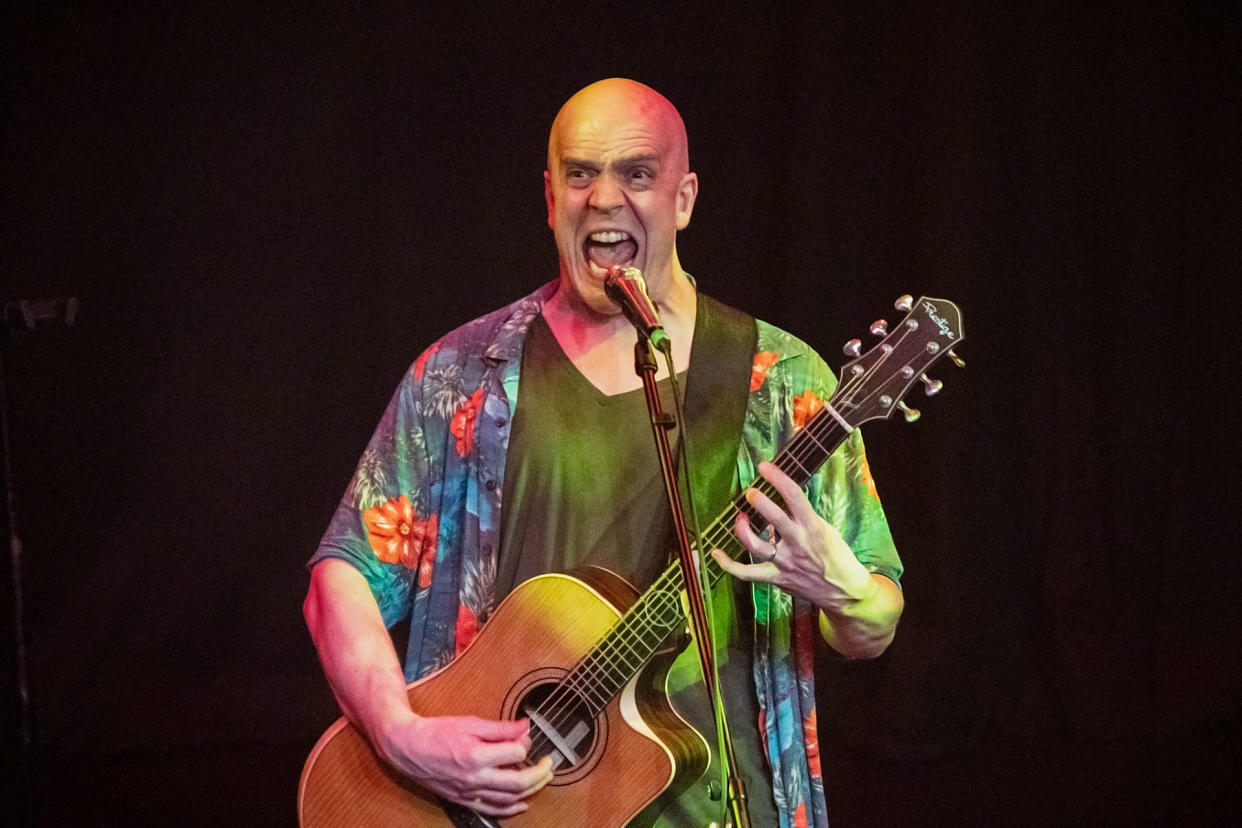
304, 559, 553, 817
374, 712, 553, 817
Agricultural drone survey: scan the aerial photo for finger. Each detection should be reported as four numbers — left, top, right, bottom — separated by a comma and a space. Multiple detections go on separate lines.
743, 483, 796, 539
524, 756, 556, 793
464, 786, 531, 808
461, 716, 531, 745
736, 510, 789, 571
474, 756, 554, 794
730, 511, 779, 576
711, 547, 777, 583
496, 756, 554, 799
462, 758, 554, 815
467, 739, 529, 768
757, 460, 818, 525
734, 509, 772, 556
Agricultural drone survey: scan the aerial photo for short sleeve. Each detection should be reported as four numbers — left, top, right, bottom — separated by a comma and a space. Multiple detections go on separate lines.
308, 356, 435, 627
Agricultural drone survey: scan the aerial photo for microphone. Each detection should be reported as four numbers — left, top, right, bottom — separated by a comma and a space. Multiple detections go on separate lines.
604, 267, 671, 351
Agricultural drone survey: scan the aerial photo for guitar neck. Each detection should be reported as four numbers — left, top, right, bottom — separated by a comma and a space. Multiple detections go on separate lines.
565, 408, 855, 713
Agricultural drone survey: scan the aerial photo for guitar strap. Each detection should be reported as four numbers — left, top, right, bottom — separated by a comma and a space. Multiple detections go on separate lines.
680, 292, 758, 528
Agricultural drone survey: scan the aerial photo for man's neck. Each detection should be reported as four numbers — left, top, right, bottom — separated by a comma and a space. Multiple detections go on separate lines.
542, 271, 697, 396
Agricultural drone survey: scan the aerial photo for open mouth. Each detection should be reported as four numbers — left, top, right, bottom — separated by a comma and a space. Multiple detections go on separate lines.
584, 230, 638, 277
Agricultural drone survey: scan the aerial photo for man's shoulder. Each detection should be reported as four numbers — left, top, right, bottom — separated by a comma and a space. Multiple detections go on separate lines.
413, 281, 556, 372
694, 290, 819, 364
753, 317, 830, 370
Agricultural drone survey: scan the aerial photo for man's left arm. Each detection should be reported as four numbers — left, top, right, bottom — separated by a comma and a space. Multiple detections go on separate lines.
711, 460, 904, 659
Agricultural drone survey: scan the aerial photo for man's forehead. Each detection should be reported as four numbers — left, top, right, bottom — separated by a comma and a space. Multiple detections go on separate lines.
556, 120, 665, 160
548, 78, 688, 170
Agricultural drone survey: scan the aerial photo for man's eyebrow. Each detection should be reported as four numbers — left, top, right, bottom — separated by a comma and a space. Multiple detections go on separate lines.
616, 153, 660, 166
560, 153, 661, 168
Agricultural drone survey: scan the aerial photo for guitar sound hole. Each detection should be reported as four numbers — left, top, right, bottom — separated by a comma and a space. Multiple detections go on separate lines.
502, 671, 607, 786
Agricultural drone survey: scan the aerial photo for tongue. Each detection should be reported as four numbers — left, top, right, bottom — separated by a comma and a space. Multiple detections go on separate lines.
586, 239, 638, 268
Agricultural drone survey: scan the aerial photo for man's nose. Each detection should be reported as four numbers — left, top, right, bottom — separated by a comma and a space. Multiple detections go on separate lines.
588, 174, 625, 212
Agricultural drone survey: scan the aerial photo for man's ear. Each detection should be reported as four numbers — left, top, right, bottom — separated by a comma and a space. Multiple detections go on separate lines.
544, 170, 555, 229
675, 172, 699, 230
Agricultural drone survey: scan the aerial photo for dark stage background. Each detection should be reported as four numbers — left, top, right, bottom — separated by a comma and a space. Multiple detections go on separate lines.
3, 3, 1239, 825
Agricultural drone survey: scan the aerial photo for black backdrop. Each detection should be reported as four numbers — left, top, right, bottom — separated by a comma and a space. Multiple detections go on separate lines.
3, 3, 1239, 825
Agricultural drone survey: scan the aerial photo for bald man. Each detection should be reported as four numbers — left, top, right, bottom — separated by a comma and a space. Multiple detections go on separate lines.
305, 78, 904, 826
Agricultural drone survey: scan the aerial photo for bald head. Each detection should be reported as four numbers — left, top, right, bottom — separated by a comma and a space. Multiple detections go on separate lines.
547, 78, 689, 174
542, 78, 699, 315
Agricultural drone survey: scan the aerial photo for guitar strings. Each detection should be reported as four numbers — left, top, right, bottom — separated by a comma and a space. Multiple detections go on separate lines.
520, 326, 920, 766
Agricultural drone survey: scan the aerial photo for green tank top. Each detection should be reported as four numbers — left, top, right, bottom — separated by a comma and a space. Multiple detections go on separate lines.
497, 311, 778, 827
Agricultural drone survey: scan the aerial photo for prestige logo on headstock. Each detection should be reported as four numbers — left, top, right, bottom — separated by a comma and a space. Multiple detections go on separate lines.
922, 300, 958, 340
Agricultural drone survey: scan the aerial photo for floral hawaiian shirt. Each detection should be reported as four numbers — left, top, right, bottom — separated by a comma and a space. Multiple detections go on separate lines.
312, 281, 901, 828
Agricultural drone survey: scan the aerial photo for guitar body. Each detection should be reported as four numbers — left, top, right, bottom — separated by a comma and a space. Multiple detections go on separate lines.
298, 568, 709, 827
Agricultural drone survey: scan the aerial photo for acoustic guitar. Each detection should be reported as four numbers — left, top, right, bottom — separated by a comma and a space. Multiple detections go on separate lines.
299, 295, 964, 827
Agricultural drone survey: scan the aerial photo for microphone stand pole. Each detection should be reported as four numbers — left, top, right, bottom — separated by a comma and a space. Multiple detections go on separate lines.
2, 297, 78, 828
631, 334, 750, 828
0, 334, 32, 828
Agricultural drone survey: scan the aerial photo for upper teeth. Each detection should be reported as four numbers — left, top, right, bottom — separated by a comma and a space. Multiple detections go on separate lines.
590, 231, 630, 243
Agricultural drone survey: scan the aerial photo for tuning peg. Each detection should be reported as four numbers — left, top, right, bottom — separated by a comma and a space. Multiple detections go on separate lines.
897, 401, 921, 422
920, 373, 942, 396
870, 319, 888, 336
843, 338, 862, 357
946, 349, 965, 368
894, 294, 913, 312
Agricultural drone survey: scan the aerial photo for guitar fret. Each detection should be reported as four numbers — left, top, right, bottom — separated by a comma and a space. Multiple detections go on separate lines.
800, 425, 829, 455
604, 641, 640, 674
783, 453, 811, 479
568, 663, 613, 713
574, 677, 610, 711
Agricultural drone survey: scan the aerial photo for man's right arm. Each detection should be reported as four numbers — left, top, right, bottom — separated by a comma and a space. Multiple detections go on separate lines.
303, 558, 553, 817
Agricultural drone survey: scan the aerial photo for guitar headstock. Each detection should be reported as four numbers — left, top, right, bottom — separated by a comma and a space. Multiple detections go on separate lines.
833, 295, 965, 427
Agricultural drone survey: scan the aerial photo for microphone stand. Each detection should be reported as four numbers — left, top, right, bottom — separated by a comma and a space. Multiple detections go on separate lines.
630, 333, 751, 828
2, 297, 78, 828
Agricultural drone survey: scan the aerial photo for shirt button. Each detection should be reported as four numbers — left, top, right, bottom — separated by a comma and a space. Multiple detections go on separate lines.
495, 418, 507, 427
485, 479, 497, 491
